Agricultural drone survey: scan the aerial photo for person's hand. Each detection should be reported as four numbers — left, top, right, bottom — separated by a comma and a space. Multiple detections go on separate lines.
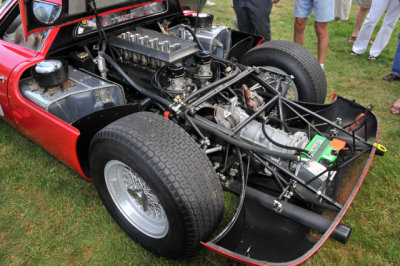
273, 0, 280, 3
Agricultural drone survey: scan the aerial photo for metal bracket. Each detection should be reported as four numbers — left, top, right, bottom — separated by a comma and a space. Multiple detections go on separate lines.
274, 180, 297, 213
273, 200, 283, 213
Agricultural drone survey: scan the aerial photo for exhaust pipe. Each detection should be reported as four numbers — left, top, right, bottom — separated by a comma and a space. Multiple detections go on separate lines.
226, 181, 352, 244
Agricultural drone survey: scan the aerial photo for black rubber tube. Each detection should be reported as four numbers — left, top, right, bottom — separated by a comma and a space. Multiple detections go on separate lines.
183, 25, 205, 51
269, 116, 290, 132
98, 51, 173, 108
227, 181, 352, 244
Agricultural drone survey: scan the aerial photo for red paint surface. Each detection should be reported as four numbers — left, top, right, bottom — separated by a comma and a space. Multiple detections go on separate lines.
256, 38, 264, 47
0, 24, 88, 179
183, 10, 198, 16
0, 38, 39, 127
18, 0, 29, 41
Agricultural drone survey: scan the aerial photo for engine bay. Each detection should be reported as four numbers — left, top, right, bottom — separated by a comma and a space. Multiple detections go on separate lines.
17, 10, 381, 263
19, 13, 356, 204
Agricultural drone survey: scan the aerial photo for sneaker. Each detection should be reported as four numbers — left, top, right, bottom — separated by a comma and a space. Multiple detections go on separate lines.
205, 0, 215, 6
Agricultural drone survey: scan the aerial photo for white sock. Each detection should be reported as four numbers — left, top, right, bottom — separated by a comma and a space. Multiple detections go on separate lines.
320, 64, 324, 69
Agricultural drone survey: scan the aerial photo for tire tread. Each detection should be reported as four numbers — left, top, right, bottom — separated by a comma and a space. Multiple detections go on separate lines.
91, 112, 224, 257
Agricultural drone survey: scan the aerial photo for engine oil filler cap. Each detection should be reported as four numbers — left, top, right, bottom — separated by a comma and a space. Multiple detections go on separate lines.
35, 60, 63, 74
32, 60, 69, 88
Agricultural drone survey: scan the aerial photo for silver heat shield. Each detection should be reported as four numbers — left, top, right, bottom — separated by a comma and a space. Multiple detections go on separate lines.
20, 66, 126, 123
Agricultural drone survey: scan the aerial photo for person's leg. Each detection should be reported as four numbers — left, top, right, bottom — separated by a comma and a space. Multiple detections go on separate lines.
352, 0, 388, 54
351, 7, 369, 37
315, 22, 329, 64
234, 7, 253, 34
293, 0, 313, 45
369, 0, 400, 57
294, 17, 307, 45
392, 33, 400, 76
342, 0, 352, 21
248, 0, 272, 42
383, 32, 400, 81
313, 0, 334, 65
334, 0, 342, 20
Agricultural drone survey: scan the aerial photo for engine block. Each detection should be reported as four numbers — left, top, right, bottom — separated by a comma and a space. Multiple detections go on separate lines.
108, 27, 198, 68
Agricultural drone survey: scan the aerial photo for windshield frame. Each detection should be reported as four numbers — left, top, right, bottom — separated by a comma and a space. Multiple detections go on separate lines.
0, 0, 15, 16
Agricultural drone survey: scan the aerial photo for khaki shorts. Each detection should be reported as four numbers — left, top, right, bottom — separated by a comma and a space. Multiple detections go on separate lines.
353, 0, 371, 8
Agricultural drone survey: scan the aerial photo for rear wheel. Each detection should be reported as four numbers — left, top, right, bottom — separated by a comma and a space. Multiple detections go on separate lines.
89, 112, 224, 258
241, 40, 327, 103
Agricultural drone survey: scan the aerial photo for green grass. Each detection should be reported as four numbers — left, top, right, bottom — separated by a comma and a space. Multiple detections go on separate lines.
1, 0, 400, 264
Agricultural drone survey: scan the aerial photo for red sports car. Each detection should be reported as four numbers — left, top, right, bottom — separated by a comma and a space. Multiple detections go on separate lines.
0, 0, 385, 264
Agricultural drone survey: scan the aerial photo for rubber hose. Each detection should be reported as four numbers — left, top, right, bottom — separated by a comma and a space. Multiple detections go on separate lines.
183, 25, 205, 51
99, 51, 173, 108
261, 120, 308, 154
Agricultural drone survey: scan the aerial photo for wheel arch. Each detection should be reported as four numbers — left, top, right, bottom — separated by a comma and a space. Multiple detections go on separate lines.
72, 104, 140, 178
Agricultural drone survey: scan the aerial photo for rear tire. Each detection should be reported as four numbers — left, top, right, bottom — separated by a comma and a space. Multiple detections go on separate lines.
241, 40, 327, 103
89, 112, 224, 258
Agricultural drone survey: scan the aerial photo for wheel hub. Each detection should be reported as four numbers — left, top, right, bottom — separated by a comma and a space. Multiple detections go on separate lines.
104, 160, 169, 239
127, 189, 148, 212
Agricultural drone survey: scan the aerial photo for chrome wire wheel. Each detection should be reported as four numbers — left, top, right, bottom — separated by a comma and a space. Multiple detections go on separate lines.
104, 160, 169, 239
258, 66, 299, 101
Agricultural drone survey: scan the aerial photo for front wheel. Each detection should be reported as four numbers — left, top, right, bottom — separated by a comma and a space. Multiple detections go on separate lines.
89, 112, 224, 258
241, 40, 327, 103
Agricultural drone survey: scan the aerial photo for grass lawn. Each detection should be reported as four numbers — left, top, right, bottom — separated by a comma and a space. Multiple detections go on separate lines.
1, 0, 399, 265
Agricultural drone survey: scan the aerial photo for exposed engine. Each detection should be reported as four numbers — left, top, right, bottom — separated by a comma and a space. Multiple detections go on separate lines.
20, 16, 342, 204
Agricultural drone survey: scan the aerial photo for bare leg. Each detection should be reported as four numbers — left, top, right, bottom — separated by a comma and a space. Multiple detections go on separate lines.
352, 7, 369, 37
294, 17, 307, 45
315, 22, 329, 64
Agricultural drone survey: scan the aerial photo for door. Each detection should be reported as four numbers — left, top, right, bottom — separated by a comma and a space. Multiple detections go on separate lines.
0, 0, 40, 126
